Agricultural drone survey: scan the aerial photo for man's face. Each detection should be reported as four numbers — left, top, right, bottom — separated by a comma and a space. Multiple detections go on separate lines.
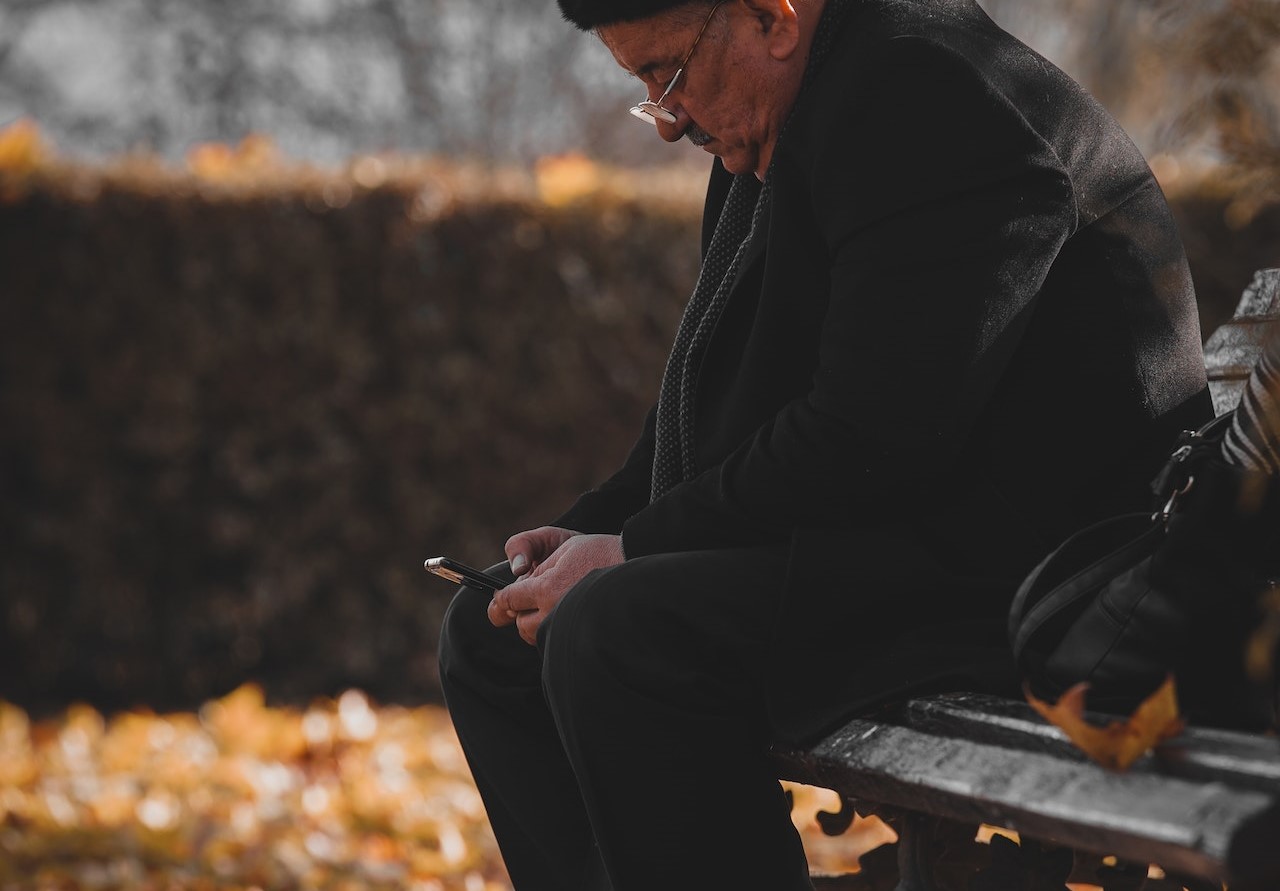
598, 1, 799, 180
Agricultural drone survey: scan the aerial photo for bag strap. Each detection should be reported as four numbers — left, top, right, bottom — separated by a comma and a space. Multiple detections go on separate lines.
1149, 411, 1236, 524
1010, 513, 1161, 670
1010, 411, 1237, 674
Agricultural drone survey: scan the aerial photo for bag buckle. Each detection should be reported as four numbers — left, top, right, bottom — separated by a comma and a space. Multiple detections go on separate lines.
1157, 474, 1195, 525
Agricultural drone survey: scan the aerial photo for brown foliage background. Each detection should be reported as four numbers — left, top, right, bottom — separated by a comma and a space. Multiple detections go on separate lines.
0, 142, 1276, 717
0, 151, 703, 715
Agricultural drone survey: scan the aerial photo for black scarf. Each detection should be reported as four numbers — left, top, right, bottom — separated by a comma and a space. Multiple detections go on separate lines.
650, 0, 854, 501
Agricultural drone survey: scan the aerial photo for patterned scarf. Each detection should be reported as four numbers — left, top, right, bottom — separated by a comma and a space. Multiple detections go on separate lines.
650, 0, 852, 501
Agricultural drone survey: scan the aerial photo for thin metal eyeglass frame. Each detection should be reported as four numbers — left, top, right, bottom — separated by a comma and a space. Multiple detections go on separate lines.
629, 1, 726, 126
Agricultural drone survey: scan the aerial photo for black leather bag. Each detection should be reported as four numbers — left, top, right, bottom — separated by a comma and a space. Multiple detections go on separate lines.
1009, 413, 1279, 725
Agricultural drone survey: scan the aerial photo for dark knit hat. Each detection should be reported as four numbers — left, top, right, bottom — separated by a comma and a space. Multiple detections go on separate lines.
557, 0, 705, 30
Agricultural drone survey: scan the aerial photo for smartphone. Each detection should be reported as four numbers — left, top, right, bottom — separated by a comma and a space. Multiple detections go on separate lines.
424, 556, 509, 591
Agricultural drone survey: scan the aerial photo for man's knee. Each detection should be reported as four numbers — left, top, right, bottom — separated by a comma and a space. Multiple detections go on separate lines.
438, 584, 491, 686
539, 549, 782, 731
539, 562, 670, 710
439, 560, 519, 680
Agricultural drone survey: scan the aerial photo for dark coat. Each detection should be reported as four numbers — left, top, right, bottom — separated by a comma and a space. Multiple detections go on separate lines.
554, 0, 1211, 742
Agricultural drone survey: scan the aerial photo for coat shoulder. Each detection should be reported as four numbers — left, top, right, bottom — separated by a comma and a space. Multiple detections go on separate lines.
785, 0, 1152, 227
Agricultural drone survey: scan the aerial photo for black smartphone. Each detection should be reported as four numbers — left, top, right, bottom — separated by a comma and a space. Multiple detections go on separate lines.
424, 556, 509, 591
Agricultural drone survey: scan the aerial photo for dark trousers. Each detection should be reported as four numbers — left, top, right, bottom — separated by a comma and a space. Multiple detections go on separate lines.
437, 546, 815, 891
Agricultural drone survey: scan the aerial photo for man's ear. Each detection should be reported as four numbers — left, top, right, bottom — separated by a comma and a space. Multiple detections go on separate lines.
737, 0, 800, 60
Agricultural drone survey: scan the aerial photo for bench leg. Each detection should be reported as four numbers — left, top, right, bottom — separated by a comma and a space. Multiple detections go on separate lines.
967, 829, 1073, 890
807, 800, 984, 891
804, 808, 932, 891
893, 813, 1005, 891
894, 812, 941, 891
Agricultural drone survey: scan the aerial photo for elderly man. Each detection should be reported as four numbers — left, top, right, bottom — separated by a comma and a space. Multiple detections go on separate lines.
439, 0, 1211, 886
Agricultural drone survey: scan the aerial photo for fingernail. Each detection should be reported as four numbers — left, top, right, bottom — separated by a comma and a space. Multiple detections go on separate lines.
506, 609, 517, 618
511, 554, 528, 575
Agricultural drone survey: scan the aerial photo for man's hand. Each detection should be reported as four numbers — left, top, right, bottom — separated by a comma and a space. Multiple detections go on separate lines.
503, 525, 581, 579
489, 533, 624, 645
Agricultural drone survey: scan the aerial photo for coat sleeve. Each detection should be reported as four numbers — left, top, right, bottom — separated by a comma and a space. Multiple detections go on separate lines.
620, 36, 1079, 557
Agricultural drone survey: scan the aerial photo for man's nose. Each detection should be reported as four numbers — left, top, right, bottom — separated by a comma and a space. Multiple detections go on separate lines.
654, 106, 690, 143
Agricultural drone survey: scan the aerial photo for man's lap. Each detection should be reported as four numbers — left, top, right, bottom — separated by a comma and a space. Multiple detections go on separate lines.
442, 545, 791, 719
540, 546, 789, 714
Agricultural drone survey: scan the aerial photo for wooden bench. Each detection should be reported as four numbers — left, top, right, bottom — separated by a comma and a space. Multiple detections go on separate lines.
773, 268, 1280, 891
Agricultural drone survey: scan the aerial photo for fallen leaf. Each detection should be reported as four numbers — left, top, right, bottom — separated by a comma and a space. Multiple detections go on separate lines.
1025, 676, 1184, 771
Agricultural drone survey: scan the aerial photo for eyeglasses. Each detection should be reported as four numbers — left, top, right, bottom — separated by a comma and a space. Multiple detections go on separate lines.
629, 1, 726, 126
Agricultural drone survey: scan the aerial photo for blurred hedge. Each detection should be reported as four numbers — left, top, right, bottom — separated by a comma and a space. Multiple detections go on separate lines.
0, 131, 1275, 716
1164, 170, 1280, 336
0, 140, 703, 715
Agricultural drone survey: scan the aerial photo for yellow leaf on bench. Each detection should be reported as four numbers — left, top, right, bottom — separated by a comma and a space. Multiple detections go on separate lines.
1026, 676, 1184, 771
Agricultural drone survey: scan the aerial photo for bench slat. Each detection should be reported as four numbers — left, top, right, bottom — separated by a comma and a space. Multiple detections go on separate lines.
773, 694, 1280, 884
899, 693, 1280, 793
